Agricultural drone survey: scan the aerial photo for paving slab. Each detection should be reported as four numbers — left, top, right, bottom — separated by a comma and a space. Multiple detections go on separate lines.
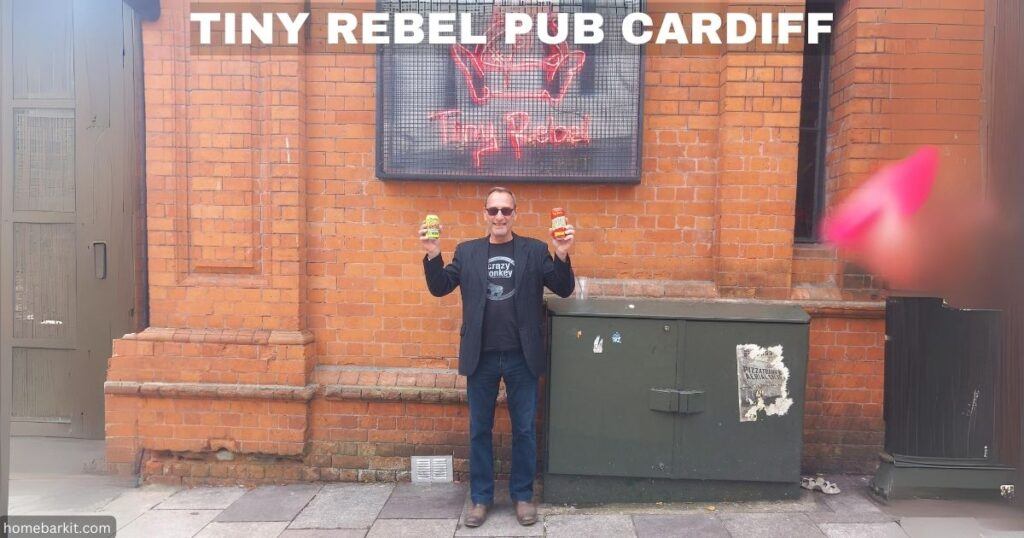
455, 492, 543, 536
216, 484, 322, 523
96, 485, 180, 529
976, 518, 1024, 532
719, 512, 825, 538
544, 514, 637, 538
158, 487, 248, 510
540, 502, 707, 517
280, 530, 367, 538
822, 490, 886, 514
632, 513, 730, 537
8, 475, 135, 515
118, 509, 220, 538
829, 475, 875, 492
883, 498, 1023, 520
898, 517, 986, 538
195, 521, 291, 538
378, 483, 468, 519
290, 483, 394, 529
711, 491, 827, 514
807, 511, 901, 525
819, 522, 908, 538
367, 518, 458, 538
11, 437, 107, 475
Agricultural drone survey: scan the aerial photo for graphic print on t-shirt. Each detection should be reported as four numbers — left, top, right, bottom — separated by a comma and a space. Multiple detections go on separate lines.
487, 256, 515, 301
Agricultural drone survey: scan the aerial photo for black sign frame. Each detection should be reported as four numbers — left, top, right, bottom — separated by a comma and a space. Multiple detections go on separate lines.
374, 0, 645, 184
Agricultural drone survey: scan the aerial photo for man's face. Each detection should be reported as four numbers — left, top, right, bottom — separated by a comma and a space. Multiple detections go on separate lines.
484, 192, 516, 242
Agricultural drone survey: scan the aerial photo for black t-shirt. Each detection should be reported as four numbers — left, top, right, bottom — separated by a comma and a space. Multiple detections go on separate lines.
482, 239, 520, 352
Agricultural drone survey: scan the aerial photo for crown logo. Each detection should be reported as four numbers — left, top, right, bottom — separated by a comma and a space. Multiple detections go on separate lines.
429, 10, 592, 167
449, 12, 587, 105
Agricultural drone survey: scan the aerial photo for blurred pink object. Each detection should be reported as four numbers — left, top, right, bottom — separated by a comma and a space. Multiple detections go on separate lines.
820, 146, 951, 290
815, 142, 1015, 301
822, 146, 939, 249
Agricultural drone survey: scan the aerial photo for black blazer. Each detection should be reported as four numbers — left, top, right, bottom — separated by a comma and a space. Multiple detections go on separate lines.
423, 233, 575, 377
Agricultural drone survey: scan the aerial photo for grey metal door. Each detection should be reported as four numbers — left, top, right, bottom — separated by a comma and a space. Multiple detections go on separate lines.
676, 321, 808, 482
547, 316, 678, 478
1, 0, 142, 439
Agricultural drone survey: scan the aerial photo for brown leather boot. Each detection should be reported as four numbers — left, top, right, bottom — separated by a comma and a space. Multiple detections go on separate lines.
515, 500, 537, 526
464, 503, 489, 527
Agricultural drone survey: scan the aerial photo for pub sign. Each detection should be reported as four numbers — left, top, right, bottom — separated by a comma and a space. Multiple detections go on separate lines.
376, 0, 644, 183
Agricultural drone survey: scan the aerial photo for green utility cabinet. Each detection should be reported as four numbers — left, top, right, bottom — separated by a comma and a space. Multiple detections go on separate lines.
544, 298, 810, 503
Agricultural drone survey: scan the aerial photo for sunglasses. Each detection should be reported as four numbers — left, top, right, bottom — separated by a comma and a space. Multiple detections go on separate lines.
485, 207, 515, 216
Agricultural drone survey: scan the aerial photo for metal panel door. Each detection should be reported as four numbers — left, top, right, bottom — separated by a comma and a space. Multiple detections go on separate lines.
1, 0, 138, 439
885, 297, 999, 459
676, 321, 808, 482
547, 316, 677, 478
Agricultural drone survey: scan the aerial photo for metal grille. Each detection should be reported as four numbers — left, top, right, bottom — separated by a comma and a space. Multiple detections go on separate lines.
377, 0, 643, 182
411, 455, 454, 482
12, 348, 73, 422
14, 109, 75, 212
13, 223, 76, 340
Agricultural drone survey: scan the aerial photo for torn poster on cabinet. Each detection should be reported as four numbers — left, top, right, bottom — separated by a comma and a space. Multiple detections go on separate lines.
737, 344, 793, 422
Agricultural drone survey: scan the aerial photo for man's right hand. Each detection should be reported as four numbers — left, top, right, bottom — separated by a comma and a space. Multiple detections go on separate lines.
419, 222, 441, 259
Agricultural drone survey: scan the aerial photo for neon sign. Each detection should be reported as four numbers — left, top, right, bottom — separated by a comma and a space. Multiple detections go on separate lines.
429, 110, 591, 166
505, 112, 591, 159
428, 110, 499, 167
449, 16, 587, 105
375, 0, 642, 183
433, 12, 593, 166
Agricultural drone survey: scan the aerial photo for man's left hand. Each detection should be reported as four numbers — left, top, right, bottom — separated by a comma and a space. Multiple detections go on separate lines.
551, 224, 575, 261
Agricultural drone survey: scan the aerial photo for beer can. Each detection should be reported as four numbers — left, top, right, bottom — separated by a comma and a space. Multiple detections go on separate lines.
424, 214, 441, 240
551, 208, 568, 239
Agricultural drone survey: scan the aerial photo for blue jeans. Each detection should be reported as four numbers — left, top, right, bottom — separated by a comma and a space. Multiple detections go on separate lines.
467, 349, 539, 505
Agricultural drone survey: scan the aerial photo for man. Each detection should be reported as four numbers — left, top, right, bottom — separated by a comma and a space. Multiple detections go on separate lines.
420, 187, 575, 527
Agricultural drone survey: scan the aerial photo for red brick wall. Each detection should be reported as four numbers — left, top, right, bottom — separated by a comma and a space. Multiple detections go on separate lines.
107, 0, 985, 484
794, 0, 986, 471
804, 314, 886, 473
816, 0, 985, 297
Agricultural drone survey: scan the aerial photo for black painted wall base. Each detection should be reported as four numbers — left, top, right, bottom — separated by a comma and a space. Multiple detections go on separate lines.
870, 452, 1016, 500
542, 473, 801, 504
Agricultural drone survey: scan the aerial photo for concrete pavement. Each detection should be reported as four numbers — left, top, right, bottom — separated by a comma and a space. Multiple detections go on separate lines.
7, 438, 1024, 537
